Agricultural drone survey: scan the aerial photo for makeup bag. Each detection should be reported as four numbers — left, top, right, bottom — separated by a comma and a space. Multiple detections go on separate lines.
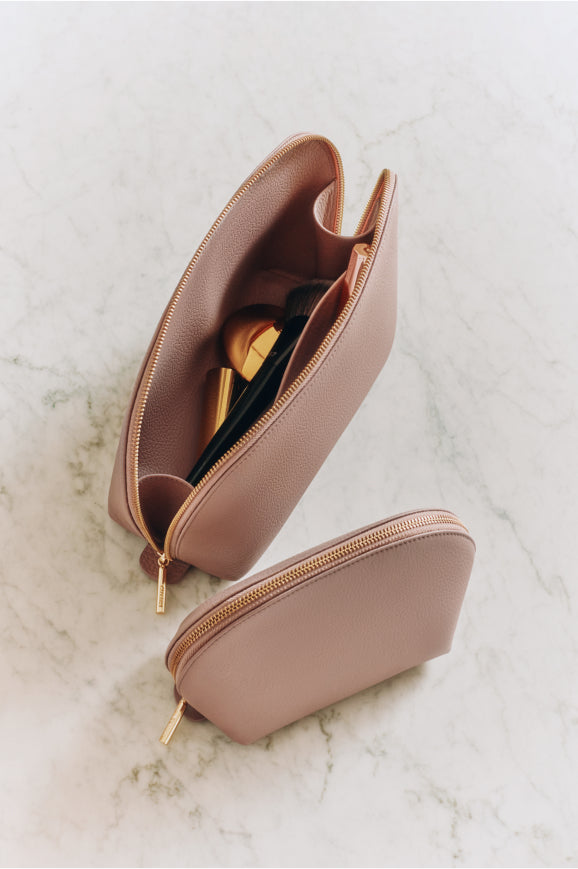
108, 133, 399, 610
162, 509, 475, 745
108, 133, 475, 744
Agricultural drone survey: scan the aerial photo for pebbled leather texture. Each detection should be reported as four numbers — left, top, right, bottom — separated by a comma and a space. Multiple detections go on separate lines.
170, 173, 397, 580
169, 519, 476, 744
108, 134, 398, 580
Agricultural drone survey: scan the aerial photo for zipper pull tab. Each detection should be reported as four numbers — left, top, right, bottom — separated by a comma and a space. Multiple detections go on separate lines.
340, 242, 371, 313
159, 697, 187, 745
156, 553, 169, 614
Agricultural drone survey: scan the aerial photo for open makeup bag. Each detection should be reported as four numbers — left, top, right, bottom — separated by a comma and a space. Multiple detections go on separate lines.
108, 133, 475, 745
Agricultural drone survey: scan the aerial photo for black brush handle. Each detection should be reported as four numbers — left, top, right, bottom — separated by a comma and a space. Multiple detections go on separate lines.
186, 316, 308, 486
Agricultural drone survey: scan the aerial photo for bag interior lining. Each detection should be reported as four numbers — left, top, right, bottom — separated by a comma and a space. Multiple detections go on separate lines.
136, 148, 384, 543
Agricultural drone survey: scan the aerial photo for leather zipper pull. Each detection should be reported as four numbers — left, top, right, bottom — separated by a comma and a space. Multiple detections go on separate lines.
156, 553, 169, 614
159, 697, 187, 745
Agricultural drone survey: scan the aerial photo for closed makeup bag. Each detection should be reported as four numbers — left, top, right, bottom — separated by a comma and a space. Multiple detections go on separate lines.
161, 509, 475, 745
108, 133, 399, 610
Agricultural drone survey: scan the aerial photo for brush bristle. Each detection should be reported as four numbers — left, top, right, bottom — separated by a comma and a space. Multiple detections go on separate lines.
285, 279, 333, 320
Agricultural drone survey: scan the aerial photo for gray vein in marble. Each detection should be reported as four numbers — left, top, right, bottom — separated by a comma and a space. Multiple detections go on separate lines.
2, 3, 578, 866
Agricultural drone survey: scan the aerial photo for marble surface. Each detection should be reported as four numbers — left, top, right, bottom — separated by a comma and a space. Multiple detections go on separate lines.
1, 3, 577, 866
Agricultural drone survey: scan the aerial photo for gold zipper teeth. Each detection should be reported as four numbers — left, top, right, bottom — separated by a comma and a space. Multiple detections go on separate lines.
161, 167, 395, 561
169, 512, 467, 677
128, 134, 345, 556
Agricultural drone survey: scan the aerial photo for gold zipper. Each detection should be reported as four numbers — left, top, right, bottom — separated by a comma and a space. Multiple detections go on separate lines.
159, 510, 468, 743
353, 172, 386, 236
168, 511, 467, 678
127, 135, 345, 576
160, 167, 394, 568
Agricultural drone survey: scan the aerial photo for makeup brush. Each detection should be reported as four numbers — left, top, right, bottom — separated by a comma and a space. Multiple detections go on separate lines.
223, 304, 285, 381
186, 279, 332, 486
196, 306, 283, 458
197, 367, 246, 456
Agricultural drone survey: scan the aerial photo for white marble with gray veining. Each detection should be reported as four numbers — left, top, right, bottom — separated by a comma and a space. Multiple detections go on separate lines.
1, 3, 577, 867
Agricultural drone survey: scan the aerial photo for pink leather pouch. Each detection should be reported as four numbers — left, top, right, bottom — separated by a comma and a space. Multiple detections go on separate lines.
161, 509, 475, 745
108, 133, 399, 611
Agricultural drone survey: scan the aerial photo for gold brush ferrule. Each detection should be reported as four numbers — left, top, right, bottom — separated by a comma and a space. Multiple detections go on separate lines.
197, 368, 240, 457
241, 322, 283, 380
222, 304, 284, 381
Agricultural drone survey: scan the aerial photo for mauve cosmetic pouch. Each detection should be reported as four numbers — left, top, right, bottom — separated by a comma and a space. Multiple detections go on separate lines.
108, 134, 398, 610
